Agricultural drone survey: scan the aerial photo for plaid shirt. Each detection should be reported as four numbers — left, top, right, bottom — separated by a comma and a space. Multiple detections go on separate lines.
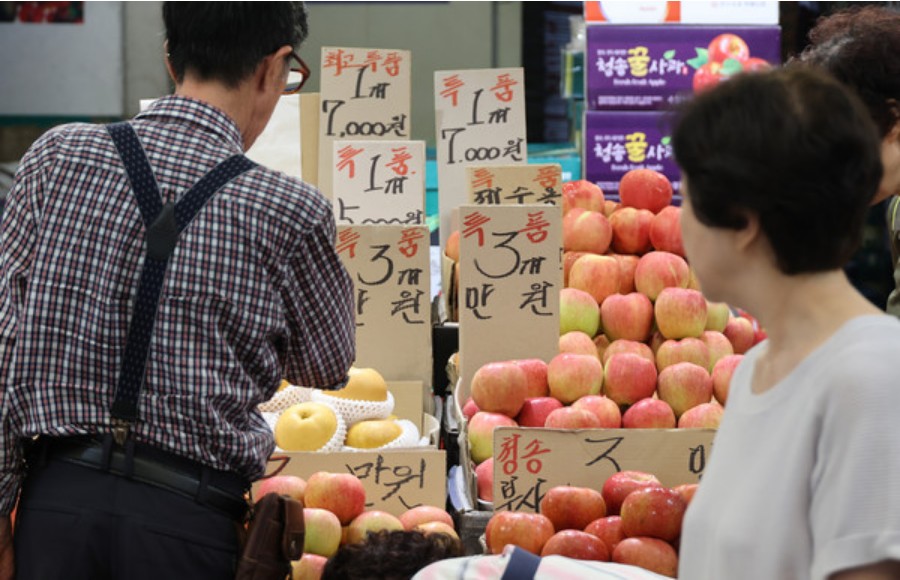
0, 96, 356, 514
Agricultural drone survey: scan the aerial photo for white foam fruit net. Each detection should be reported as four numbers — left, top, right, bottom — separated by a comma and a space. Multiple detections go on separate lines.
258, 385, 313, 413
310, 390, 396, 425
341, 418, 421, 452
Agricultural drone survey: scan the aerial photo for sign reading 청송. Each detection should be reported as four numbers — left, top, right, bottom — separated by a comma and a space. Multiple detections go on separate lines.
318, 47, 412, 199
332, 140, 426, 226
466, 164, 563, 207
336, 225, 431, 388
435, 68, 528, 248
491, 427, 717, 513
456, 205, 562, 404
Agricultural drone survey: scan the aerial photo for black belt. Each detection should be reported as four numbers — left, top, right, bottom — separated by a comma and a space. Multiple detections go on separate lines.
27, 436, 250, 522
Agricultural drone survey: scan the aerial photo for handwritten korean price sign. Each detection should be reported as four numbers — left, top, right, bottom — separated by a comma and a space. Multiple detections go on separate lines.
332, 140, 425, 226
466, 164, 562, 206
457, 205, 562, 401
435, 68, 528, 247
336, 225, 431, 385
319, 47, 412, 199
491, 427, 717, 513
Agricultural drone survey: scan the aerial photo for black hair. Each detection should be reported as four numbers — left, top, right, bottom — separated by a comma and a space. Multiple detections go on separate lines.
796, 5, 900, 138
321, 529, 464, 580
672, 67, 883, 274
162, 2, 308, 88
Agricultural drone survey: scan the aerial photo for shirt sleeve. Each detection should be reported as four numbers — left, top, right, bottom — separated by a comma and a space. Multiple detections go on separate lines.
279, 205, 356, 389
810, 342, 900, 579
0, 131, 51, 515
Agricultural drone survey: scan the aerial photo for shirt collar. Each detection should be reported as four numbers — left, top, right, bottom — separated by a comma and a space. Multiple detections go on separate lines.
135, 95, 245, 152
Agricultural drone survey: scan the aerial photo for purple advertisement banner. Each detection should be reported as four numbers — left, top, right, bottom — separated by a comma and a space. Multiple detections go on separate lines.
586, 25, 781, 110
583, 111, 680, 203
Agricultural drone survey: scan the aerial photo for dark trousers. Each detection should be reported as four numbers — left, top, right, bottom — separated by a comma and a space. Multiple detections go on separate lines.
14, 457, 240, 579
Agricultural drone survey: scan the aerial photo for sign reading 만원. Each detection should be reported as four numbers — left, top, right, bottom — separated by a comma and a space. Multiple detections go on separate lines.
465, 164, 563, 207
457, 205, 562, 404
491, 427, 717, 513
332, 140, 425, 226
434, 68, 528, 247
336, 225, 432, 387
318, 47, 412, 199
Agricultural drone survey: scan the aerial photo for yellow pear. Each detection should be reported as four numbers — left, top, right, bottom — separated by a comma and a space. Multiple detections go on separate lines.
327, 367, 388, 402
275, 402, 338, 451
345, 420, 402, 449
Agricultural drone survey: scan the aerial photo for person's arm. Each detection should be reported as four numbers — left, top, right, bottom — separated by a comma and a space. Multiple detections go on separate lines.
280, 207, 355, 389
830, 561, 900, 580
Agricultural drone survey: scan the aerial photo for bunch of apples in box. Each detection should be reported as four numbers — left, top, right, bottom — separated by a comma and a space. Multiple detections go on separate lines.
256, 471, 458, 580
484, 470, 697, 577
463, 169, 764, 474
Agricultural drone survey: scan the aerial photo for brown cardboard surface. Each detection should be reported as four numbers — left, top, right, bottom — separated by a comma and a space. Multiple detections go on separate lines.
457, 205, 562, 404
261, 447, 446, 516
491, 427, 717, 512
318, 47, 412, 199
332, 140, 425, 225
336, 225, 432, 389
388, 380, 426, 432
434, 68, 528, 248
465, 164, 563, 206
300, 92, 320, 187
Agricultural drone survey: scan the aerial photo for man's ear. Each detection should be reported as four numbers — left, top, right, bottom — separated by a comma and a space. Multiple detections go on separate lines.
259, 45, 292, 93
163, 40, 177, 83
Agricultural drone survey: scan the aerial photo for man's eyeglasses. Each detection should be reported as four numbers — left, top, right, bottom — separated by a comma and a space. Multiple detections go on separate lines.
284, 51, 311, 95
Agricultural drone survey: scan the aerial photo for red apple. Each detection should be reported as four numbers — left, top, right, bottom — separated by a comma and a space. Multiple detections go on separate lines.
693, 61, 724, 92
723, 316, 755, 354
486, 511, 555, 555
540, 485, 607, 531
603, 199, 619, 217
292, 553, 328, 580
603, 353, 657, 407
701, 330, 734, 372
569, 254, 621, 306
601, 292, 654, 343
572, 395, 622, 428
560, 287, 601, 337
673, 483, 699, 507
620, 486, 687, 542
462, 397, 479, 421
541, 530, 610, 561
704, 301, 731, 333
563, 251, 591, 287
548, 353, 604, 404
468, 411, 518, 464
601, 470, 662, 516
445, 230, 460, 262
601, 339, 655, 367
678, 402, 724, 429
544, 407, 603, 429
516, 396, 565, 428
708, 33, 750, 63
634, 251, 691, 301
584, 516, 626, 555
618, 169, 673, 214
648, 206, 684, 257
613, 537, 679, 577
654, 287, 708, 340
609, 207, 655, 255
475, 457, 494, 503
559, 331, 601, 357
743, 56, 772, 71
304, 472, 366, 526
302, 507, 342, 558
257, 474, 306, 502
655, 337, 710, 373
622, 398, 676, 429
471, 360, 528, 418
593, 334, 611, 361
712, 354, 743, 406
345, 510, 404, 544
562, 180, 605, 215
398, 505, 454, 531
563, 208, 613, 254
415, 521, 459, 541
611, 253, 640, 294
514, 358, 550, 398
657, 362, 713, 418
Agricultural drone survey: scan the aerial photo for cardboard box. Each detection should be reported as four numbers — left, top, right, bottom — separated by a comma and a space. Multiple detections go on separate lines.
584, 2, 779, 25
586, 25, 781, 111
583, 110, 680, 202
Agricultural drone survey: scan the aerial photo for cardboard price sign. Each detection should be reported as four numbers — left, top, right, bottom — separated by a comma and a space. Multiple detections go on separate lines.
457, 205, 562, 402
336, 225, 431, 387
262, 449, 446, 516
318, 47, 412, 199
333, 140, 425, 225
434, 68, 528, 247
491, 427, 717, 513
466, 164, 563, 206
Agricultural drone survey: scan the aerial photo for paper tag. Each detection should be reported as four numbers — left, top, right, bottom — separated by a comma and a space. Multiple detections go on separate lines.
466, 164, 563, 206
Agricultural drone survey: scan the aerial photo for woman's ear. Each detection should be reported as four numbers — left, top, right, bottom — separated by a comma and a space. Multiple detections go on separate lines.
734, 210, 762, 253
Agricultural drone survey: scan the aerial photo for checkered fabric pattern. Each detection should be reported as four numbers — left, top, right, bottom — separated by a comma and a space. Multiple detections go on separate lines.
0, 96, 356, 514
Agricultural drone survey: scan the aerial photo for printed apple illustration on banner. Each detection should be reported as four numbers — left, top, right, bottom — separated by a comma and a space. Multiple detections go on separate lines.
687, 33, 774, 92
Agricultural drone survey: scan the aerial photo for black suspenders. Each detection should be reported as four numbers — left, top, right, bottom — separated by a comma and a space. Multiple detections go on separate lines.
106, 122, 257, 445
